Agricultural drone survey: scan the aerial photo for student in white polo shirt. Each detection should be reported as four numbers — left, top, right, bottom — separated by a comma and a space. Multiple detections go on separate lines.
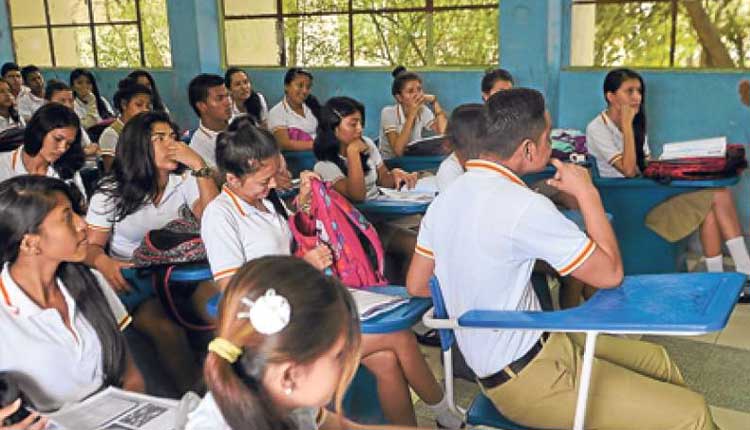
225, 68, 269, 128
86, 111, 218, 395
69, 68, 114, 129
44, 80, 95, 156
99, 78, 152, 172
587, 68, 750, 284
408, 88, 716, 430
0, 176, 143, 418
188, 74, 232, 169
378, 66, 447, 160
17, 66, 46, 123
0, 104, 86, 207
436, 104, 483, 192
201, 118, 462, 428
268, 68, 321, 151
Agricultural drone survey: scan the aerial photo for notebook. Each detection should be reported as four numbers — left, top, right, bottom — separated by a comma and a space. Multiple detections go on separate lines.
659, 137, 727, 160
348, 288, 409, 320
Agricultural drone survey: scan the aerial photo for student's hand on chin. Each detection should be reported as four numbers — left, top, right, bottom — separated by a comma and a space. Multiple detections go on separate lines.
546, 158, 594, 199
347, 139, 369, 155
620, 103, 636, 127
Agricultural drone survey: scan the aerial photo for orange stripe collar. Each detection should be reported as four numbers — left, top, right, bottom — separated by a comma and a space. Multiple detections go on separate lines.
11, 147, 20, 171
223, 185, 247, 217
465, 159, 527, 188
0, 278, 18, 315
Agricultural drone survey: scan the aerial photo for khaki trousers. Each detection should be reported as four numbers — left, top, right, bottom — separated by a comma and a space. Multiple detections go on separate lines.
481, 333, 715, 430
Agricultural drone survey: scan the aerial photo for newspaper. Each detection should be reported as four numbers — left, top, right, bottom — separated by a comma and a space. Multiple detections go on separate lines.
45, 387, 179, 430
377, 177, 437, 203
659, 137, 727, 160
348, 288, 409, 320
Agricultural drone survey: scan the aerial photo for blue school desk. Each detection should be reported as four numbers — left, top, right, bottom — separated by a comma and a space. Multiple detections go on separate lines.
355, 199, 430, 220
385, 155, 447, 172
595, 175, 739, 274
423, 272, 745, 430
282, 150, 316, 176
360, 286, 432, 334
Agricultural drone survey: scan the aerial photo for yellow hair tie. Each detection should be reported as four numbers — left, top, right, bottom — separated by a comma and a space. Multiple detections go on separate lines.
208, 338, 243, 364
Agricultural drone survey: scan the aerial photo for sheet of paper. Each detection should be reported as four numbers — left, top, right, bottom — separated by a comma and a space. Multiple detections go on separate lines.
659, 137, 727, 160
46, 387, 179, 430
348, 288, 409, 320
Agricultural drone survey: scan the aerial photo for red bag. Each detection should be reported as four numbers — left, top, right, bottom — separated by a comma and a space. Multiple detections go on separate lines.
643, 144, 747, 182
289, 179, 388, 288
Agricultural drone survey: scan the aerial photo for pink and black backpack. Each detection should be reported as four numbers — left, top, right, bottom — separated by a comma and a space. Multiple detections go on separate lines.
289, 178, 388, 288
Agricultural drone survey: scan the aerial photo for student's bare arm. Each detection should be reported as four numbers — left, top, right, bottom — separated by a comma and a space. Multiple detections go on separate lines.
406, 254, 434, 297
273, 128, 313, 151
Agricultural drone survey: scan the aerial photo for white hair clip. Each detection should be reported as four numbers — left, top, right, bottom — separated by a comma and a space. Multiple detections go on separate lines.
237, 289, 291, 335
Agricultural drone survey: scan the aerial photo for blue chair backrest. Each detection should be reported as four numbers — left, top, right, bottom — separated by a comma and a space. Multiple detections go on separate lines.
428, 277, 455, 352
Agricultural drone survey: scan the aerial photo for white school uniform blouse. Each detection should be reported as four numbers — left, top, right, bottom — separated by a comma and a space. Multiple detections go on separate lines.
0, 147, 86, 198
189, 121, 222, 169
86, 173, 201, 260
0, 263, 131, 412
74, 96, 113, 127
378, 104, 435, 159
16, 91, 45, 121
0, 113, 24, 132
313, 136, 383, 201
230, 92, 269, 125
416, 160, 596, 377
186, 392, 320, 430
268, 98, 318, 140
98, 119, 124, 157
436, 152, 464, 192
586, 111, 651, 178
201, 186, 292, 282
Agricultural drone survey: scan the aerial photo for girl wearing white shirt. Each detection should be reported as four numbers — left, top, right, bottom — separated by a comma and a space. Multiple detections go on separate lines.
69, 69, 113, 129
0, 104, 86, 208
99, 78, 152, 172
0, 79, 24, 132
379, 66, 448, 159
44, 80, 96, 157
0, 176, 143, 421
587, 68, 750, 279
187, 256, 361, 430
86, 111, 219, 395
268, 68, 321, 151
224, 68, 269, 128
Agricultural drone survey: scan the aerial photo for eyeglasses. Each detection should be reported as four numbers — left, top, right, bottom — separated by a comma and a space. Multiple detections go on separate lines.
150, 132, 178, 143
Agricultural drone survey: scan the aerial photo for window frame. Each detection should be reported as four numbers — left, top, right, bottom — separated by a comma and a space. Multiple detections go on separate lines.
7, 0, 172, 69
220, 0, 499, 68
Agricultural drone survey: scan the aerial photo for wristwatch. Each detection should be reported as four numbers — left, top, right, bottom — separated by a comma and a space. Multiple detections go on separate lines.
191, 165, 214, 178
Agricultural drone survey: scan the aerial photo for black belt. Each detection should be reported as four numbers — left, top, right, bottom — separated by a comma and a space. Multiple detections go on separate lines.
478, 332, 550, 390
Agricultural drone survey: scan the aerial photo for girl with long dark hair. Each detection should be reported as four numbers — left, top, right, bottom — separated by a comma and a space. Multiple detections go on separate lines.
0, 175, 143, 415
69, 68, 113, 129
587, 68, 750, 280
127, 70, 169, 114
99, 78, 152, 172
268, 68, 321, 151
86, 111, 219, 394
224, 68, 269, 128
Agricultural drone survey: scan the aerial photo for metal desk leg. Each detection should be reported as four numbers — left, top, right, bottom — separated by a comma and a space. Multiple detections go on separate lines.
574, 331, 599, 430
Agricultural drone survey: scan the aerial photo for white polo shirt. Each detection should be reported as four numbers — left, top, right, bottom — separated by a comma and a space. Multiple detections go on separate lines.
416, 159, 596, 377
230, 92, 269, 125
378, 104, 435, 159
436, 152, 463, 192
17, 91, 45, 121
268, 98, 318, 141
0, 113, 24, 132
313, 136, 383, 201
186, 392, 320, 430
0, 147, 86, 199
0, 263, 130, 412
586, 111, 651, 178
74, 96, 113, 128
189, 122, 223, 169
98, 119, 124, 157
201, 186, 292, 282
87, 173, 201, 260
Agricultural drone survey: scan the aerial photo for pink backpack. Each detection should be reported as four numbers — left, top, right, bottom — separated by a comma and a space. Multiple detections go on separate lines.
289, 179, 388, 288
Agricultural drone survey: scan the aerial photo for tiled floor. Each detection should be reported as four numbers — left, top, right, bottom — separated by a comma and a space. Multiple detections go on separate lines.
412, 295, 750, 429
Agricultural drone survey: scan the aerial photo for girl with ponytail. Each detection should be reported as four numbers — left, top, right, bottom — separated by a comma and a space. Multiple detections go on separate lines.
0, 175, 142, 416
187, 256, 361, 430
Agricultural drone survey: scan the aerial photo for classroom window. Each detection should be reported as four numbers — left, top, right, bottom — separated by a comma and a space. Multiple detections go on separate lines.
571, 0, 750, 68
222, 0, 499, 67
7, 0, 172, 68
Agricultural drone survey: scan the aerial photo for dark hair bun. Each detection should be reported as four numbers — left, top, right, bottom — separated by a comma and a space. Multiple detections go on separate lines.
117, 77, 139, 90
392, 65, 407, 78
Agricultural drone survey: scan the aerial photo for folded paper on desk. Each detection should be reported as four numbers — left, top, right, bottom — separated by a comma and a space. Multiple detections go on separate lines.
46, 387, 179, 430
349, 288, 409, 320
659, 137, 727, 160
404, 135, 449, 156
377, 182, 435, 203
